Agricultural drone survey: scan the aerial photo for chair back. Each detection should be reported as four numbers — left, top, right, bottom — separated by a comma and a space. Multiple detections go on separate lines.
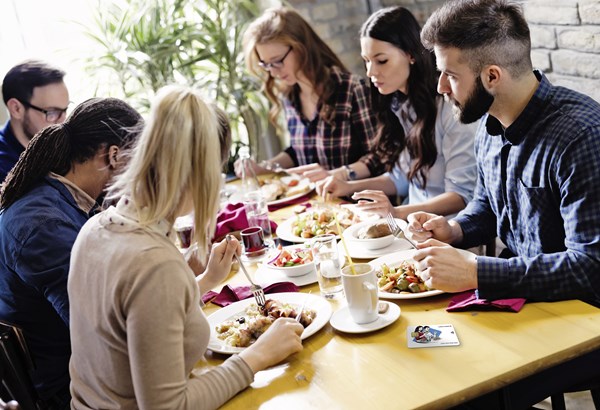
0, 321, 45, 410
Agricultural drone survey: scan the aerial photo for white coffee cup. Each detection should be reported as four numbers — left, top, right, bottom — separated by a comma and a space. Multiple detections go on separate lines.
341, 263, 379, 324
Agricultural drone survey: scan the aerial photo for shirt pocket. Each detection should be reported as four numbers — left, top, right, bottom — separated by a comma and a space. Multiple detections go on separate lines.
516, 179, 561, 254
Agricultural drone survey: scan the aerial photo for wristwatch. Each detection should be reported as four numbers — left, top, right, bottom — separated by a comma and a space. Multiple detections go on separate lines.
344, 165, 357, 181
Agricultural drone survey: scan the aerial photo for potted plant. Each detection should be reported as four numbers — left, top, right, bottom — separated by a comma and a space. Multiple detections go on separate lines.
81, 0, 273, 171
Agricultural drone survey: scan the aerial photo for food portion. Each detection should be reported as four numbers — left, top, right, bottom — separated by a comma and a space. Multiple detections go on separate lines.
375, 261, 432, 294
260, 176, 311, 202
267, 244, 313, 267
356, 221, 392, 239
215, 299, 317, 348
291, 207, 360, 238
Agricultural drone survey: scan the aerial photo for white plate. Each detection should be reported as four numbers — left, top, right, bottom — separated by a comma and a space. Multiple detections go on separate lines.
276, 204, 379, 243
369, 250, 445, 300
329, 302, 401, 334
207, 292, 333, 354
267, 177, 314, 207
255, 245, 348, 287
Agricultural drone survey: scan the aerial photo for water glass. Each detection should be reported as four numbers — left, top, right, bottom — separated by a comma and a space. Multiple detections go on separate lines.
244, 190, 273, 246
311, 234, 343, 299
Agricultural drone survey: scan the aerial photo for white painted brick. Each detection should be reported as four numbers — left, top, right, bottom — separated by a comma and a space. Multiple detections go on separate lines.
551, 49, 600, 79
546, 73, 600, 103
524, 3, 580, 25
311, 3, 339, 21
557, 26, 600, 53
580, 2, 600, 25
530, 25, 557, 49
531, 49, 552, 71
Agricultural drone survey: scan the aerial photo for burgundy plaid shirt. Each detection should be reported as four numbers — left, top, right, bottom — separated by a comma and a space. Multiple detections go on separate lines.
283, 67, 381, 175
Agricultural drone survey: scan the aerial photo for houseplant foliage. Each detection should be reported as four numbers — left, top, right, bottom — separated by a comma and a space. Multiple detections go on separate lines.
82, 0, 269, 164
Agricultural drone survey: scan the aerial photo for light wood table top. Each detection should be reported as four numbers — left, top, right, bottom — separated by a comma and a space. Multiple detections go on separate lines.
202, 192, 600, 409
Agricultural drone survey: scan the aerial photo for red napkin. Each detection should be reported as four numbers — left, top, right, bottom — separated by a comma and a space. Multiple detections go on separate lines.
213, 202, 277, 240
446, 290, 526, 313
268, 196, 313, 212
202, 282, 300, 307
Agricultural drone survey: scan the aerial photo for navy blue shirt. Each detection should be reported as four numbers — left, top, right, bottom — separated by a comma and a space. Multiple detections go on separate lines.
0, 177, 91, 399
455, 72, 600, 306
0, 121, 25, 182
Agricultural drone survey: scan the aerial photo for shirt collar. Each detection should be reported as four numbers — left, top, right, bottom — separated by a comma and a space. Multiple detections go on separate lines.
48, 172, 97, 214
485, 70, 549, 144
109, 196, 173, 238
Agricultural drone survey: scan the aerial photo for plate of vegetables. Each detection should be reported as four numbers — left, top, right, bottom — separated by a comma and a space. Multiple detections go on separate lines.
262, 244, 315, 277
369, 250, 444, 300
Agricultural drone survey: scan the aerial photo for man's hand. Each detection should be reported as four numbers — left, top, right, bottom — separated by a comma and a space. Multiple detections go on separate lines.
407, 211, 461, 244
413, 239, 478, 292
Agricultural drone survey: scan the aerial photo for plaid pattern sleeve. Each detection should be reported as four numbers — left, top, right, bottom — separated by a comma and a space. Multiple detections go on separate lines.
283, 67, 377, 170
458, 72, 600, 306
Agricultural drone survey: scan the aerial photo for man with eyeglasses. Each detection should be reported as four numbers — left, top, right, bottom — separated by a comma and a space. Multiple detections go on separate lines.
0, 60, 69, 182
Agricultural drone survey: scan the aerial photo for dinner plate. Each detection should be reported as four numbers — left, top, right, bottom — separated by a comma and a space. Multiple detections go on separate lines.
266, 177, 315, 207
329, 302, 401, 334
255, 244, 348, 287
206, 292, 333, 354
276, 204, 379, 243
369, 249, 445, 300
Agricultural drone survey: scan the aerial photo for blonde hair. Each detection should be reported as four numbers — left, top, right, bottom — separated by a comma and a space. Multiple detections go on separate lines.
109, 85, 222, 262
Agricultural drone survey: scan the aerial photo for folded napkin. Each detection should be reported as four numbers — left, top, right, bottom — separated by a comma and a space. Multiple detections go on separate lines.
446, 290, 526, 313
268, 196, 313, 212
214, 202, 277, 241
202, 282, 300, 307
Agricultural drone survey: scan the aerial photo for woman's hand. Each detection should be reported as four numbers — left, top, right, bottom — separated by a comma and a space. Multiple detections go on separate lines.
197, 237, 240, 293
233, 157, 267, 178
351, 190, 395, 217
316, 176, 352, 198
239, 318, 304, 372
287, 163, 329, 182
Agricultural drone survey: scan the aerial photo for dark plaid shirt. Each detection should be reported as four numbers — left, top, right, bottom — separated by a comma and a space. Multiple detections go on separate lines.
283, 67, 381, 175
454, 72, 600, 306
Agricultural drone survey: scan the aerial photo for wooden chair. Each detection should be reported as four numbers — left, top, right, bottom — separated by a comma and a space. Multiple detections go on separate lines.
0, 321, 45, 410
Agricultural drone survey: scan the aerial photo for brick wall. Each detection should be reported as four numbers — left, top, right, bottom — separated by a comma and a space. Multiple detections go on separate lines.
282, 0, 600, 102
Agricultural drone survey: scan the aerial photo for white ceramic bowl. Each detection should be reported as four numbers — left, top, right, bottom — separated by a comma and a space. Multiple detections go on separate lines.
343, 220, 395, 250
263, 245, 316, 277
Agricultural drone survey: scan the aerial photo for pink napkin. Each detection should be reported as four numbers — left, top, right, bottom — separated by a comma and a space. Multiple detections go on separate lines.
268, 196, 313, 212
446, 290, 526, 313
213, 202, 277, 240
202, 282, 300, 307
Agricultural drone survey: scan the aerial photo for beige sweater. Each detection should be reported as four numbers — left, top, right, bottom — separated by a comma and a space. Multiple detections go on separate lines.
68, 198, 253, 409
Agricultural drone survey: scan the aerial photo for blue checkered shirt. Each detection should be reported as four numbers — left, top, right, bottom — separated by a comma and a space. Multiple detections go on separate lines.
454, 72, 600, 306
283, 67, 381, 175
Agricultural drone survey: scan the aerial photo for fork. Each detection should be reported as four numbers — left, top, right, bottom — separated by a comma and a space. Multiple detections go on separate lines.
226, 235, 266, 307
386, 213, 418, 249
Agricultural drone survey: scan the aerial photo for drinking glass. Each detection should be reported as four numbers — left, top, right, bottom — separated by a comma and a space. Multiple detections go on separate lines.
311, 234, 343, 299
244, 190, 273, 247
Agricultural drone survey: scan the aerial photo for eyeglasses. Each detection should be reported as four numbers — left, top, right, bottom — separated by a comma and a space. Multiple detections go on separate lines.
257, 47, 292, 71
19, 100, 68, 122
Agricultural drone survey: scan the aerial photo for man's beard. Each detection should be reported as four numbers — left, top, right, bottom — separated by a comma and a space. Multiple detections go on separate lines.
22, 115, 38, 142
447, 75, 494, 124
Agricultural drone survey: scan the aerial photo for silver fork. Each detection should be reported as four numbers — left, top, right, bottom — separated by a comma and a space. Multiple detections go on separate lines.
385, 213, 418, 249
226, 235, 266, 307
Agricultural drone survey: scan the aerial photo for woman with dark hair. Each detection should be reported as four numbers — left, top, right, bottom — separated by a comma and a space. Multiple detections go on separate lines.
318, 7, 477, 220
235, 6, 380, 182
0, 97, 142, 408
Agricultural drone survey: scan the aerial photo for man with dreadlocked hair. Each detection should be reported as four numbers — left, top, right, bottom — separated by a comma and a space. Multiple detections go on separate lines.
0, 97, 142, 408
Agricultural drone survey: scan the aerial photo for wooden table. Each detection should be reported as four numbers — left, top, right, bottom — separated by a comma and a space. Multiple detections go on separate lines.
202, 194, 600, 409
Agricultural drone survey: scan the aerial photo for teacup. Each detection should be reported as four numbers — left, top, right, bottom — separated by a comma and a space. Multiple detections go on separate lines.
342, 263, 379, 324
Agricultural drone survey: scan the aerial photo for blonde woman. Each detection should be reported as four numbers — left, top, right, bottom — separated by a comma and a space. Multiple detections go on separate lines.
235, 6, 380, 182
68, 86, 303, 409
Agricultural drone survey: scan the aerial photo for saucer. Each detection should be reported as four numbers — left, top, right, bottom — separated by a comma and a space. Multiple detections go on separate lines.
329, 302, 401, 334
